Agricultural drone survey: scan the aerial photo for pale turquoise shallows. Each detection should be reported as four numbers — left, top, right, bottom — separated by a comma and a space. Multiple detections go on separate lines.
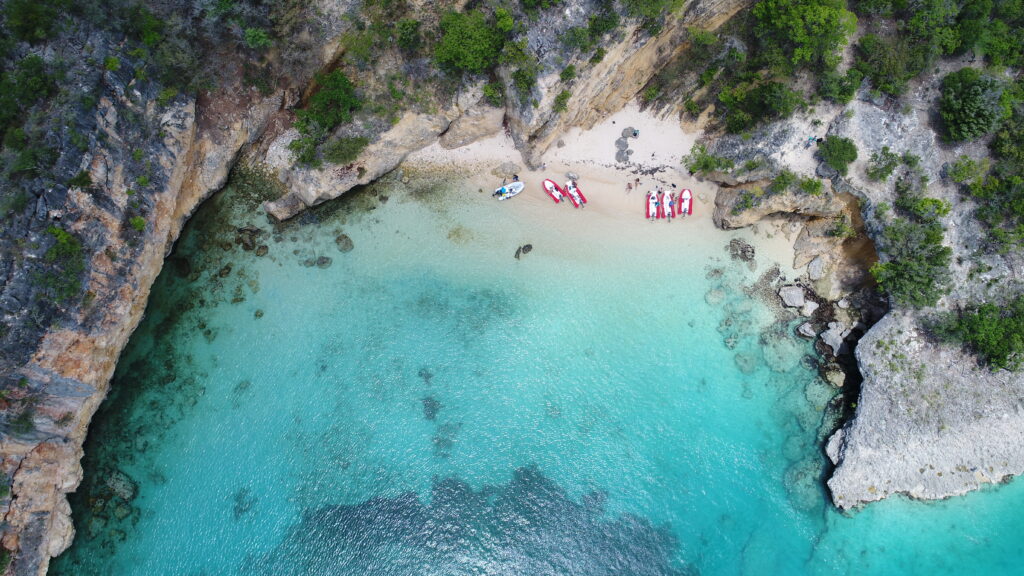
54, 177, 1024, 576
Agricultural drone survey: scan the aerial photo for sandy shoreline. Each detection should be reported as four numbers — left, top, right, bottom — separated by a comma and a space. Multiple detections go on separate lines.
404, 103, 803, 279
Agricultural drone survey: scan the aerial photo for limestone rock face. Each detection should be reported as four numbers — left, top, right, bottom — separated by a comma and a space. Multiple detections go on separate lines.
827, 312, 1024, 509
713, 187, 845, 230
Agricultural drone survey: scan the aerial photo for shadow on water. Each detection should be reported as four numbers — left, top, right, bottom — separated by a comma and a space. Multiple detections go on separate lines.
246, 465, 695, 576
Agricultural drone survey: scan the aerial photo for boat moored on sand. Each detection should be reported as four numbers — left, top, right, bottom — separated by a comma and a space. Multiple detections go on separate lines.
493, 181, 525, 201
543, 179, 564, 203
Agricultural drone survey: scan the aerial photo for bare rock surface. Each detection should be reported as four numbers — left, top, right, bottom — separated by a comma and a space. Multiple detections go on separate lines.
779, 286, 807, 308
827, 312, 1024, 509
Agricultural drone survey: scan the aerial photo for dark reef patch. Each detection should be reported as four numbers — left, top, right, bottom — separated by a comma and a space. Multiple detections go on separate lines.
248, 466, 691, 576
421, 395, 442, 421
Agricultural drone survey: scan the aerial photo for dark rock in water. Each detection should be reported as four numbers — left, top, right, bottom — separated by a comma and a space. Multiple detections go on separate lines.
515, 246, 522, 260
236, 226, 261, 251
335, 234, 354, 253
379, 195, 389, 203
418, 367, 434, 385
254, 309, 264, 319
521, 244, 532, 254
169, 257, 191, 278
218, 264, 232, 278
422, 396, 442, 421
255, 245, 268, 257
316, 256, 332, 269
302, 258, 316, 268
728, 238, 756, 262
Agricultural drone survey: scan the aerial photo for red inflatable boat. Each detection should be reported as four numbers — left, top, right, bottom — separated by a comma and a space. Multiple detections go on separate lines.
543, 179, 564, 203
564, 180, 587, 207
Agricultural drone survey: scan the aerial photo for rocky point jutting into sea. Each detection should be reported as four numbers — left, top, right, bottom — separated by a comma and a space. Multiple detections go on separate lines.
2, 0, 1024, 574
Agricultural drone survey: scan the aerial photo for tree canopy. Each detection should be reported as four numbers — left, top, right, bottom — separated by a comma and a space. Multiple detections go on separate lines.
753, 0, 857, 71
434, 11, 505, 74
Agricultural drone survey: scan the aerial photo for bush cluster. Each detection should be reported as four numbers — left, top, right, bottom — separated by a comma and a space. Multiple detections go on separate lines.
434, 10, 505, 74
939, 67, 1003, 142
683, 144, 734, 174
870, 179, 952, 308
940, 296, 1024, 370
288, 70, 363, 166
818, 137, 858, 175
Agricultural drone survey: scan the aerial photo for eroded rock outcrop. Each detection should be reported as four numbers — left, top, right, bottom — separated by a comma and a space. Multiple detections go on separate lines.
713, 186, 845, 230
827, 311, 1024, 508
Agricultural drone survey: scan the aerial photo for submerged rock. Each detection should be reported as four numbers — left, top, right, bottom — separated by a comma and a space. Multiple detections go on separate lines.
255, 245, 268, 257
218, 264, 232, 278
316, 256, 332, 269
335, 234, 354, 253
728, 238, 756, 262
734, 352, 758, 374
521, 244, 532, 254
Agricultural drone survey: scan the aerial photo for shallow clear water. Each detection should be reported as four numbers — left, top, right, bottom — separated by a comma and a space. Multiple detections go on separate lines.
55, 175, 1024, 575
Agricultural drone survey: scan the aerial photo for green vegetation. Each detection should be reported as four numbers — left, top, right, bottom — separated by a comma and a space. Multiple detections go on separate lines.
322, 136, 369, 164
683, 144, 734, 174
129, 216, 146, 232
799, 175, 823, 195
4, 0, 68, 43
104, 56, 121, 72
68, 171, 92, 189
753, 0, 856, 72
289, 70, 363, 166
853, 0, 1024, 96
553, 90, 571, 113
826, 215, 857, 238
719, 80, 804, 133
482, 83, 503, 106
41, 226, 86, 304
947, 155, 988, 185
866, 146, 900, 181
771, 169, 796, 192
818, 136, 858, 175
623, 0, 683, 33
560, 65, 576, 83
434, 10, 505, 74
871, 177, 952, 308
244, 27, 273, 50
940, 296, 1024, 370
10, 408, 34, 435
939, 67, 1003, 141
564, 3, 620, 53
395, 19, 421, 53
818, 68, 863, 103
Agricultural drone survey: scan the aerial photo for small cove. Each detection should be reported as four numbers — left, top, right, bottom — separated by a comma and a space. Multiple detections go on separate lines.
53, 170, 1024, 575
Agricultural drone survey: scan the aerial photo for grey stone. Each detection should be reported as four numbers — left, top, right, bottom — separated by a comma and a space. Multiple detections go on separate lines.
807, 255, 827, 281
615, 138, 629, 150
820, 321, 848, 356
800, 301, 820, 317
316, 256, 332, 269
779, 285, 806, 308
816, 161, 839, 179
797, 322, 817, 339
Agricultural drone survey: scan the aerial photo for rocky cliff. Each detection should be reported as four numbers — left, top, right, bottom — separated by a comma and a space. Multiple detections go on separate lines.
0, 0, 758, 573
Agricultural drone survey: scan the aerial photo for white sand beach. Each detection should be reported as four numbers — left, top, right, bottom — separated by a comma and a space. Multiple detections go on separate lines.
404, 103, 803, 279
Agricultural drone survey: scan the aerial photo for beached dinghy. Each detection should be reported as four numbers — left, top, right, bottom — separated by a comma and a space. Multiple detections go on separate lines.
656, 191, 667, 219
679, 188, 693, 215
494, 181, 525, 201
646, 191, 658, 220
542, 179, 564, 203
564, 180, 587, 207
665, 191, 674, 221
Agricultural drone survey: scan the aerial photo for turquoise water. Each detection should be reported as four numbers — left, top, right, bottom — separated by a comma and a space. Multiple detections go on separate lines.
55, 174, 1024, 575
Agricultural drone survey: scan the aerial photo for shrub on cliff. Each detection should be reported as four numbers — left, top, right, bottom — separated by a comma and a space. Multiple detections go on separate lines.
753, 0, 856, 72
818, 136, 858, 175
434, 11, 504, 74
4, 0, 68, 43
39, 226, 85, 304
940, 67, 1003, 141
871, 180, 952, 308
683, 144, 734, 174
940, 296, 1024, 370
